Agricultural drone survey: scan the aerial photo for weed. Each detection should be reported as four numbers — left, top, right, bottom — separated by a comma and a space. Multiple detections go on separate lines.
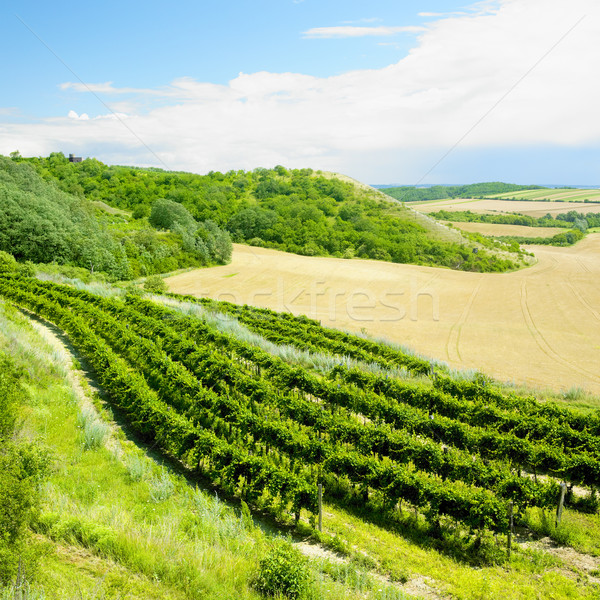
563, 387, 587, 402
77, 407, 109, 451
148, 468, 175, 503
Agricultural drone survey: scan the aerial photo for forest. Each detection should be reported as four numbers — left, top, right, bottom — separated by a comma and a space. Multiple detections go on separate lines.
0, 156, 231, 280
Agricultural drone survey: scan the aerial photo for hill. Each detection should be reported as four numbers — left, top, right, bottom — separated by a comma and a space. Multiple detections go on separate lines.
381, 183, 545, 203
0, 156, 232, 280
11, 153, 527, 273
1, 271, 599, 599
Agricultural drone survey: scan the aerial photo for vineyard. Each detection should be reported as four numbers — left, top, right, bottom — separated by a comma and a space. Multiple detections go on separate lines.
1, 274, 599, 553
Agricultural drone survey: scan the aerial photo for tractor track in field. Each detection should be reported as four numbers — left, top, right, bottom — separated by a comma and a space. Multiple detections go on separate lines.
445, 277, 482, 364
519, 280, 600, 385
566, 280, 600, 323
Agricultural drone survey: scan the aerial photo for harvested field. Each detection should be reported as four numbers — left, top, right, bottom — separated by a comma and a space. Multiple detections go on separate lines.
166, 237, 600, 395
487, 188, 600, 202
446, 221, 560, 238
409, 198, 600, 217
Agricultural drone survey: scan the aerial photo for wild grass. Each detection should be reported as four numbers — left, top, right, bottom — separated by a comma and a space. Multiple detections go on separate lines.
123, 452, 148, 483
147, 468, 175, 503
313, 501, 600, 600
524, 507, 600, 556
155, 295, 417, 380
77, 406, 110, 451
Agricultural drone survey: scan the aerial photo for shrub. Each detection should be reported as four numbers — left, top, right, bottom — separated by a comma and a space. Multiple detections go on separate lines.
0, 252, 17, 273
253, 539, 310, 598
143, 275, 167, 294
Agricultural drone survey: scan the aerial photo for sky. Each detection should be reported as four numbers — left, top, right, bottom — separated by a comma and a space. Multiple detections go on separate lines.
1, 0, 600, 185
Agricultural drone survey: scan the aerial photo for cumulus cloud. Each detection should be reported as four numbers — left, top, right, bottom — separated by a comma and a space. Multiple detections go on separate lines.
3, 0, 600, 181
67, 110, 89, 120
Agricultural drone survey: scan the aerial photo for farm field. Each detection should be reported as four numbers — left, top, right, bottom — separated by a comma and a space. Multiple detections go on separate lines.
167, 238, 600, 395
446, 221, 560, 238
408, 198, 600, 217
486, 188, 600, 202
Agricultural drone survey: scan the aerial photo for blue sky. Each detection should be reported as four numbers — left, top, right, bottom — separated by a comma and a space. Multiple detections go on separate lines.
2, 0, 600, 184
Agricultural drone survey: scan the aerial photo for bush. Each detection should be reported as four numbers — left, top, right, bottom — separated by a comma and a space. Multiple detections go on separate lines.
143, 275, 167, 294
253, 539, 310, 598
0, 252, 17, 273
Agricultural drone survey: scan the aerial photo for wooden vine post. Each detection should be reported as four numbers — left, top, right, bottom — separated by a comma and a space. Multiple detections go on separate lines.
318, 483, 323, 532
507, 501, 513, 559
556, 482, 567, 527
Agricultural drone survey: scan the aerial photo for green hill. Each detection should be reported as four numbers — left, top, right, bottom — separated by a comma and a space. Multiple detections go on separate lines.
0, 155, 232, 280
381, 182, 545, 203
11, 153, 526, 273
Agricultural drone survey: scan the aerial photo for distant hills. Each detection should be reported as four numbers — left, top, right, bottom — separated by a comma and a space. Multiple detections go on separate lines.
378, 182, 544, 202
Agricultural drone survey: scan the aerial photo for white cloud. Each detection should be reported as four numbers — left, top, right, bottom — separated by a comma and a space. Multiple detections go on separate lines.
61, 82, 117, 93
3, 0, 600, 182
67, 110, 89, 120
302, 25, 426, 39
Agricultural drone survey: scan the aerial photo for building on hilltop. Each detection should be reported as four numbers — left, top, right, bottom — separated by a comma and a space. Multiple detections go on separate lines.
68, 153, 82, 163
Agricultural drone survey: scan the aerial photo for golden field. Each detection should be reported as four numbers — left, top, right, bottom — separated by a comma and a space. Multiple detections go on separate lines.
446, 221, 560, 238
408, 197, 600, 217
166, 237, 600, 395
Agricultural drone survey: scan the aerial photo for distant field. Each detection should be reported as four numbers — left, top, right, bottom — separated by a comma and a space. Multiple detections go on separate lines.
167, 238, 600, 395
409, 198, 600, 217
486, 188, 600, 202
447, 221, 559, 238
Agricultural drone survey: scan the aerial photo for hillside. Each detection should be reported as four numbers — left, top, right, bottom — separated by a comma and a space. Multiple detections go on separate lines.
1, 270, 599, 599
0, 156, 231, 280
10, 153, 528, 273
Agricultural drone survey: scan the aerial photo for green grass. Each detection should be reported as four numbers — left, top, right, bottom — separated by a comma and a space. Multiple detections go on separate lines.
313, 502, 600, 600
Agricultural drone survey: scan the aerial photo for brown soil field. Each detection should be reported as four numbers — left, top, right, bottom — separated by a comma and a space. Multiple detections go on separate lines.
446, 221, 559, 238
166, 237, 600, 395
409, 198, 600, 217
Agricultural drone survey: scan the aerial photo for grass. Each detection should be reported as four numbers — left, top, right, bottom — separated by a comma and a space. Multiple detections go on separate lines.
312, 501, 600, 600
77, 406, 110, 450
524, 508, 600, 556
